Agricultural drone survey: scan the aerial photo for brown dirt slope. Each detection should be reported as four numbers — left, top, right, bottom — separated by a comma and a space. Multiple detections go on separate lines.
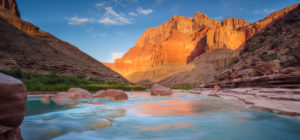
0, 6, 129, 83
210, 5, 300, 88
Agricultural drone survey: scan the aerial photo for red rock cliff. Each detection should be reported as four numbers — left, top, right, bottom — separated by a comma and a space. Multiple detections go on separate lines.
0, 0, 20, 17
108, 4, 299, 82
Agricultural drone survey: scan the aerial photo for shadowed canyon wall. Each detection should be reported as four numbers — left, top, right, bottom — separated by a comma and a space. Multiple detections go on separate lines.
0, 0, 129, 83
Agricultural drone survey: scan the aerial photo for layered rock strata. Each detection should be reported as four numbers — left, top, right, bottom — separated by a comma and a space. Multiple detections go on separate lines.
107, 4, 299, 82
211, 4, 300, 88
190, 88, 300, 119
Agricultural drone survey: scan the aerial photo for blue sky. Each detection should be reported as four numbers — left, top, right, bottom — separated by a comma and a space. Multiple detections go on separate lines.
17, 0, 299, 63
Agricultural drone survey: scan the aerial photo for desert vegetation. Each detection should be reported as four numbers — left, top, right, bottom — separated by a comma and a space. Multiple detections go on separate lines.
0, 68, 146, 91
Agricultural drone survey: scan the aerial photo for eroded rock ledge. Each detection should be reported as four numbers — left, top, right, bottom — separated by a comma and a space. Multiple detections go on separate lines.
190, 87, 300, 119
207, 71, 300, 89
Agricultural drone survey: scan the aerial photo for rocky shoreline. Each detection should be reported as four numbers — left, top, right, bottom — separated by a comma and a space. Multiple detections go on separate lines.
190, 87, 300, 120
27, 86, 300, 120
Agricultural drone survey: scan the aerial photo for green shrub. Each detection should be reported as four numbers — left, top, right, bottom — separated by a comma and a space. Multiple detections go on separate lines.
0, 68, 147, 91
271, 39, 281, 49
0, 68, 23, 78
228, 58, 240, 66
250, 45, 260, 52
174, 86, 196, 90
261, 54, 278, 62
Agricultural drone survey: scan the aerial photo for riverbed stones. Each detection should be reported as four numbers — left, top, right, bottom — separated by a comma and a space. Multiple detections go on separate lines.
94, 90, 105, 97
214, 85, 221, 92
40, 96, 51, 104
88, 119, 112, 130
94, 89, 128, 101
0, 73, 27, 140
281, 67, 296, 74
87, 101, 105, 105
53, 88, 93, 100
151, 84, 172, 96
67, 88, 93, 99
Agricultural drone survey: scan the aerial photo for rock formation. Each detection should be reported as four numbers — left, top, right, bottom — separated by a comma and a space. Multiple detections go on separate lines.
0, 0, 20, 17
53, 88, 93, 100
158, 49, 239, 87
151, 83, 173, 96
0, 1, 129, 83
107, 4, 299, 83
190, 87, 300, 119
94, 89, 128, 101
210, 4, 300, 88
0, 73, 27, 140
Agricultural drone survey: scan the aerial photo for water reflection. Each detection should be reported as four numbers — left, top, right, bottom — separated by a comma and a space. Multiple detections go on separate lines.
134, 97, 242, 116
138, 123, 196, 131
21, 92, 300, 140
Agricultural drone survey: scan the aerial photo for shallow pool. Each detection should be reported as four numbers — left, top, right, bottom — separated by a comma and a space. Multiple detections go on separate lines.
21, 91, 300, 140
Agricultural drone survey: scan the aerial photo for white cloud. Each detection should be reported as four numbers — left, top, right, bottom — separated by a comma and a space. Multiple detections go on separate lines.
129, 12, 138, 16
98, 17, 118, 25
106, 52, 124, 63
137, 7, 153, 15
156, 0, 164, 4
253, 9, 275, 14
117, 32, 126, 35
66, 17, 90, 25
92, 32, 107, 38
99, 7, 131, 25
105, 7, 119, 16
95, 3, 105, 7
215, 16, 223, 20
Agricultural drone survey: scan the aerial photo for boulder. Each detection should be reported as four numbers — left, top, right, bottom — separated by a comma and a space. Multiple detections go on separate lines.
200, 84, 206, 88
94, 89, 128, 101
214, 85, 221, 92
40, 96, 51, 104
88, 119, 112, 130
53, 88, 93, 100
255, 60, 281, 76
151, 84, 172, 96
53, 99, 78, 105
87, 101, 104, 105
106, 108, 126, 118
94, 90, 105, 97
0, 73, 27, 140
53, 92, 73, 100
67, 88, 93, 99
281, 67, 296, 74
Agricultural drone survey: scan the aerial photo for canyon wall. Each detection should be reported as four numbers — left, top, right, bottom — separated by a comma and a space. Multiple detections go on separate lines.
209, 5, 300, 88
107, 4, 299, 83
0, 1, 129, 83
0, 0, 20, 17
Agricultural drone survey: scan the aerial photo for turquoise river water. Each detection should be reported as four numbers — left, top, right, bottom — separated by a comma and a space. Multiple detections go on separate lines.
21, 91, 300, 140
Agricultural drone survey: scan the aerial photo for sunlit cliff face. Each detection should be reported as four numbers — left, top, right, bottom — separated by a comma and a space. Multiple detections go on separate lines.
106, 4, 299, 83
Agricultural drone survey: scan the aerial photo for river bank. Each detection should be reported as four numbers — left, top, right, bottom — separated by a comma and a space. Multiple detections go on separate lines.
190, 87, 300, 120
